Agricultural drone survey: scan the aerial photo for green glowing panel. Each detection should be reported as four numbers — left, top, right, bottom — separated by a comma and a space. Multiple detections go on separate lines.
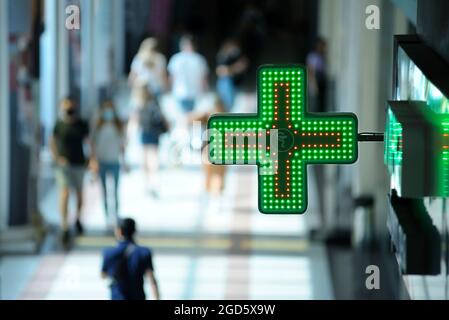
207, 65, 358, 214
386, 48, 449, 197
385, 100, 449, 197
384, 108, 403, 170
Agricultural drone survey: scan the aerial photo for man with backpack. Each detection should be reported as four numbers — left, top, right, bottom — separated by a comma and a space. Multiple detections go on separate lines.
101, 218, 161, 300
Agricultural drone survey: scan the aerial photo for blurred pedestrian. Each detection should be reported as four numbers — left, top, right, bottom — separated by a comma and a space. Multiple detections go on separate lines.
50, 97, 90, 245
91, 100, 127, 229
216, 39, 248, 111
236, 4, 266, 77
188, 95, 227, 195
129, 37, 167, 108
167, 34, 208, 113
101, 218, 160, 300
307, 37, 328, 113
138, 87, 169, 197
306, 37, 328, 239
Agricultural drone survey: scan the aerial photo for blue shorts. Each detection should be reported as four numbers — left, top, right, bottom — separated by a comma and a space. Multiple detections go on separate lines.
141, 132, 159, 145
179, 99, 195, 112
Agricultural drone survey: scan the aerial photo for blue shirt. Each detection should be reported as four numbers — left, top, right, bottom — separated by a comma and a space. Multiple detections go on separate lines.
102, 240, 154, 300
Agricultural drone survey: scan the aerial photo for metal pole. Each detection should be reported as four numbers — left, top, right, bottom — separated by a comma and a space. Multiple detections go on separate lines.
0, 0, 11, 231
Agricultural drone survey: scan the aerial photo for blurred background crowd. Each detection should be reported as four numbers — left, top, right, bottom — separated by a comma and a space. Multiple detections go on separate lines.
1, 0, 448, 301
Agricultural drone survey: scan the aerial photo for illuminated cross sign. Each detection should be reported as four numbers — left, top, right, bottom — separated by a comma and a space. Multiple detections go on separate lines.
208, 65, 358, 214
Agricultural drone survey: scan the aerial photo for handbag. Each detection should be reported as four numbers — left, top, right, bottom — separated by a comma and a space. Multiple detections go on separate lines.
139, 101, 168, 136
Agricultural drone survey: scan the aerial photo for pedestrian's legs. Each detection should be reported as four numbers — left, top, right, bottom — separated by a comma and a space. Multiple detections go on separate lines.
99, 163, 109, 217
73, 167, 85, 234
147, 145, 160, 194
217, 76, 235, 111
148, 145, 159, 171
308, 94, 319, 113
215, 166, 226, 194
143, 146, 150, 188
111, 163, 120, 221
60, 186, 70, 231
75, 188, 83, 223
203, 164, 213, 193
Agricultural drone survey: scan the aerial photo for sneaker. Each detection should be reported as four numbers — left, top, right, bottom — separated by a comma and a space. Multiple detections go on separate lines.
75, 220, 84, 235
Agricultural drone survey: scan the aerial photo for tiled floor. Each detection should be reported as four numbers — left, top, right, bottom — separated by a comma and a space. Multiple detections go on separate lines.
15, 250, 331, 300
0, 256, 41, 300
13, 162, 333, 300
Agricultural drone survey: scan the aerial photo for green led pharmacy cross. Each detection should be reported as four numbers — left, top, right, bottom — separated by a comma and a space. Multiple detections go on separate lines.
208, 65, 358, 214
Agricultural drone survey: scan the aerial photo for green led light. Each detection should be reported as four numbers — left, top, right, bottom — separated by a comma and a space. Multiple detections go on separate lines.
208, 65, 358, 214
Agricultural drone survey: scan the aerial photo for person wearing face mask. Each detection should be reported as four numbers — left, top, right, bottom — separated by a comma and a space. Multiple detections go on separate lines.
91, 101, 127, 229
50, 98, 90, 246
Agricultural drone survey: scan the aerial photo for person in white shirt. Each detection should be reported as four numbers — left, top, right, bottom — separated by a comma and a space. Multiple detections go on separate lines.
91, 101, 127, 227
167, 35, 209, 112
